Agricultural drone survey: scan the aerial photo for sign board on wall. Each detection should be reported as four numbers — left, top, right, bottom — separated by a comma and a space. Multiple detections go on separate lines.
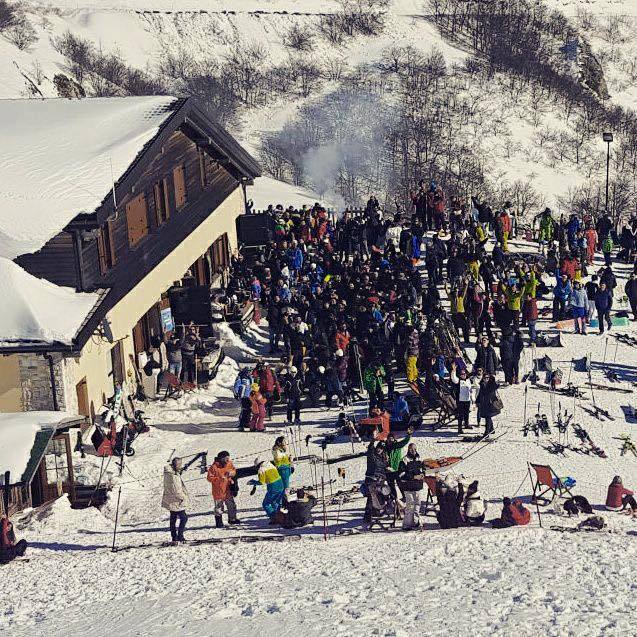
160, 307, 175, 333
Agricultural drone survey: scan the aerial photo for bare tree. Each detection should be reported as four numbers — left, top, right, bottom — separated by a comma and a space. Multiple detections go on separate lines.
284, 23, 314, 52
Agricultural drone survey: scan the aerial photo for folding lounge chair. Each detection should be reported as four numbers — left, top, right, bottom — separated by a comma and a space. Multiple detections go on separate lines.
529, 462, 574, 505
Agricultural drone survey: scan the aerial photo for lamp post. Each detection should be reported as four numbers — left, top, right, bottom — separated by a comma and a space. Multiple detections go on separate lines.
603, 132, 613, 215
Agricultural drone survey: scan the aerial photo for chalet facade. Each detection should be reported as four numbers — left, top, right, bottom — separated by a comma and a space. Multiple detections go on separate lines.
0, 96, 261, 419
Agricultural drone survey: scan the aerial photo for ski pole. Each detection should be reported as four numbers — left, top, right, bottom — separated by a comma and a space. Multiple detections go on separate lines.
321, 477, 328, 541
522, 385, 528, 432
613, 340, 619, 363
603, 337, 608, 365
112, 486, 122, 552
326, 454, 333, 498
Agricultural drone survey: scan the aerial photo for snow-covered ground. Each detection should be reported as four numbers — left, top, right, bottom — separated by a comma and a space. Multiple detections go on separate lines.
4, 237, 637, 636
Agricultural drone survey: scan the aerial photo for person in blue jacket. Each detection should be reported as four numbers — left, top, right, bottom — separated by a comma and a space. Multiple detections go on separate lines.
552, 271, 572, 321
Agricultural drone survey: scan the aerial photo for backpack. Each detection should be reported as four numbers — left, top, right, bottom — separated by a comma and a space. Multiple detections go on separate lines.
602, 237, 613, 253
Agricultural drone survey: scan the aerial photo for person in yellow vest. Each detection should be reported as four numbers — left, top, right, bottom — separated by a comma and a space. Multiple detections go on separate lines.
445, 279, 470, 342
253, 458, 285, 521
272, 436, 294, 493
503, 282, 523, 330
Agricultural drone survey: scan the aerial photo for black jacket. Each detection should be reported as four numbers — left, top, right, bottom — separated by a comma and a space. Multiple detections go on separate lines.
283, 496, 317, 528
398, 457, 425, 492
473, 344, 499, 374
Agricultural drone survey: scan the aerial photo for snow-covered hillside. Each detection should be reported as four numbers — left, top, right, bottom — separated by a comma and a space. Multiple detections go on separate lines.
1, 0, 634, 209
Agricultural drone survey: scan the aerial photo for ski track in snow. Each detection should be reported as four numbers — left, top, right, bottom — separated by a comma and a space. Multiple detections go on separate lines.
2, 239, 637, 636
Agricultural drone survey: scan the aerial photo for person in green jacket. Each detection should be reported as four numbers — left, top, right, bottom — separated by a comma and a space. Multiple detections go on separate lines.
602, 234, 614, 267
385, 427, 413, 501
363, 361, 386, 410
537, 208, 555, 244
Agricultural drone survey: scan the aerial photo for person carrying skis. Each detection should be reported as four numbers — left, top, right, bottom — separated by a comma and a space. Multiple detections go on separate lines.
161, 457, 191, 544
0, 516, 27, 564
234, 368, 253, 431
272, 436, 294, 493
397, 443, 426, 530
207, 451, 239, 528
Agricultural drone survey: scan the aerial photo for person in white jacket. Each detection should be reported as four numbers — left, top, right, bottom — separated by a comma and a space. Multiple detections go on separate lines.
162, 458, 191, 544
450, 362, 480, 434
463, 480, 486, 526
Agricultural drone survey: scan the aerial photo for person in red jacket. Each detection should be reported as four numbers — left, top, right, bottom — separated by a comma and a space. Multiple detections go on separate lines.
605, 475, 635, 513
255, 361, 280, 419
492, 497, 530, 528
334, 324, 351, 354
0, 517, 27, 564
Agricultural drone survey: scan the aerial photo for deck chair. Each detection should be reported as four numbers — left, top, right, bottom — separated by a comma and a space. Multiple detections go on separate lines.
162, 372, 196, 400
529, 463, 575, 505
421, 475, 439, 516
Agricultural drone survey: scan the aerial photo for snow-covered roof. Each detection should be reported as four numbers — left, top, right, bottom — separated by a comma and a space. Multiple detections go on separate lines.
0, 411, 79, 484
0, 96, 181, 259
0, 257, 101, 348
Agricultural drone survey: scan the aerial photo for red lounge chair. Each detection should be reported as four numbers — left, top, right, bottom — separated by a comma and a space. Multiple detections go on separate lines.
529, 463, 574, 505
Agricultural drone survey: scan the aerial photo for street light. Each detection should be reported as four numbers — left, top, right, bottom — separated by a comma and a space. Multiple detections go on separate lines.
603, 132, 613, 215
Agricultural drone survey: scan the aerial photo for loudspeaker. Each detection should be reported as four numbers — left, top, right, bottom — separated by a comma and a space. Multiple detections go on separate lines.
236, 213, 275, 246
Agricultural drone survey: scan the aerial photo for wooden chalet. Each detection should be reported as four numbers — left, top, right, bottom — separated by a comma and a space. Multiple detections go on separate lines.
0, 96, 261, 418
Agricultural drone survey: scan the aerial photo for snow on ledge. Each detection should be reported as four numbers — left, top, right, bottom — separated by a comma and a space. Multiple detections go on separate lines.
0, 411, 76, 482
0, 258, 101, 347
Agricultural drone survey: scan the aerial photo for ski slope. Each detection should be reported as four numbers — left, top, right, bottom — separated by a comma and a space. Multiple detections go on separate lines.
3, 237, 637, 636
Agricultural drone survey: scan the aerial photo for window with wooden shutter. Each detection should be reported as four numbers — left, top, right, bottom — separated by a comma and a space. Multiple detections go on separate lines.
173, 164, 187, 209
97, 219, 117, 274
153, 178, 170, 226
126, 193, 148, 247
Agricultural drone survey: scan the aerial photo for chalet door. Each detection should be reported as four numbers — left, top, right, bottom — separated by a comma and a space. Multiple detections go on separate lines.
111, 341, 126, 389
76, 378, 90, 419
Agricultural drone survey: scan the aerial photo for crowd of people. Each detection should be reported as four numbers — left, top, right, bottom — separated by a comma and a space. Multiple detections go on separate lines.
3, 183, 637, 559
191, 181, 637, 531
